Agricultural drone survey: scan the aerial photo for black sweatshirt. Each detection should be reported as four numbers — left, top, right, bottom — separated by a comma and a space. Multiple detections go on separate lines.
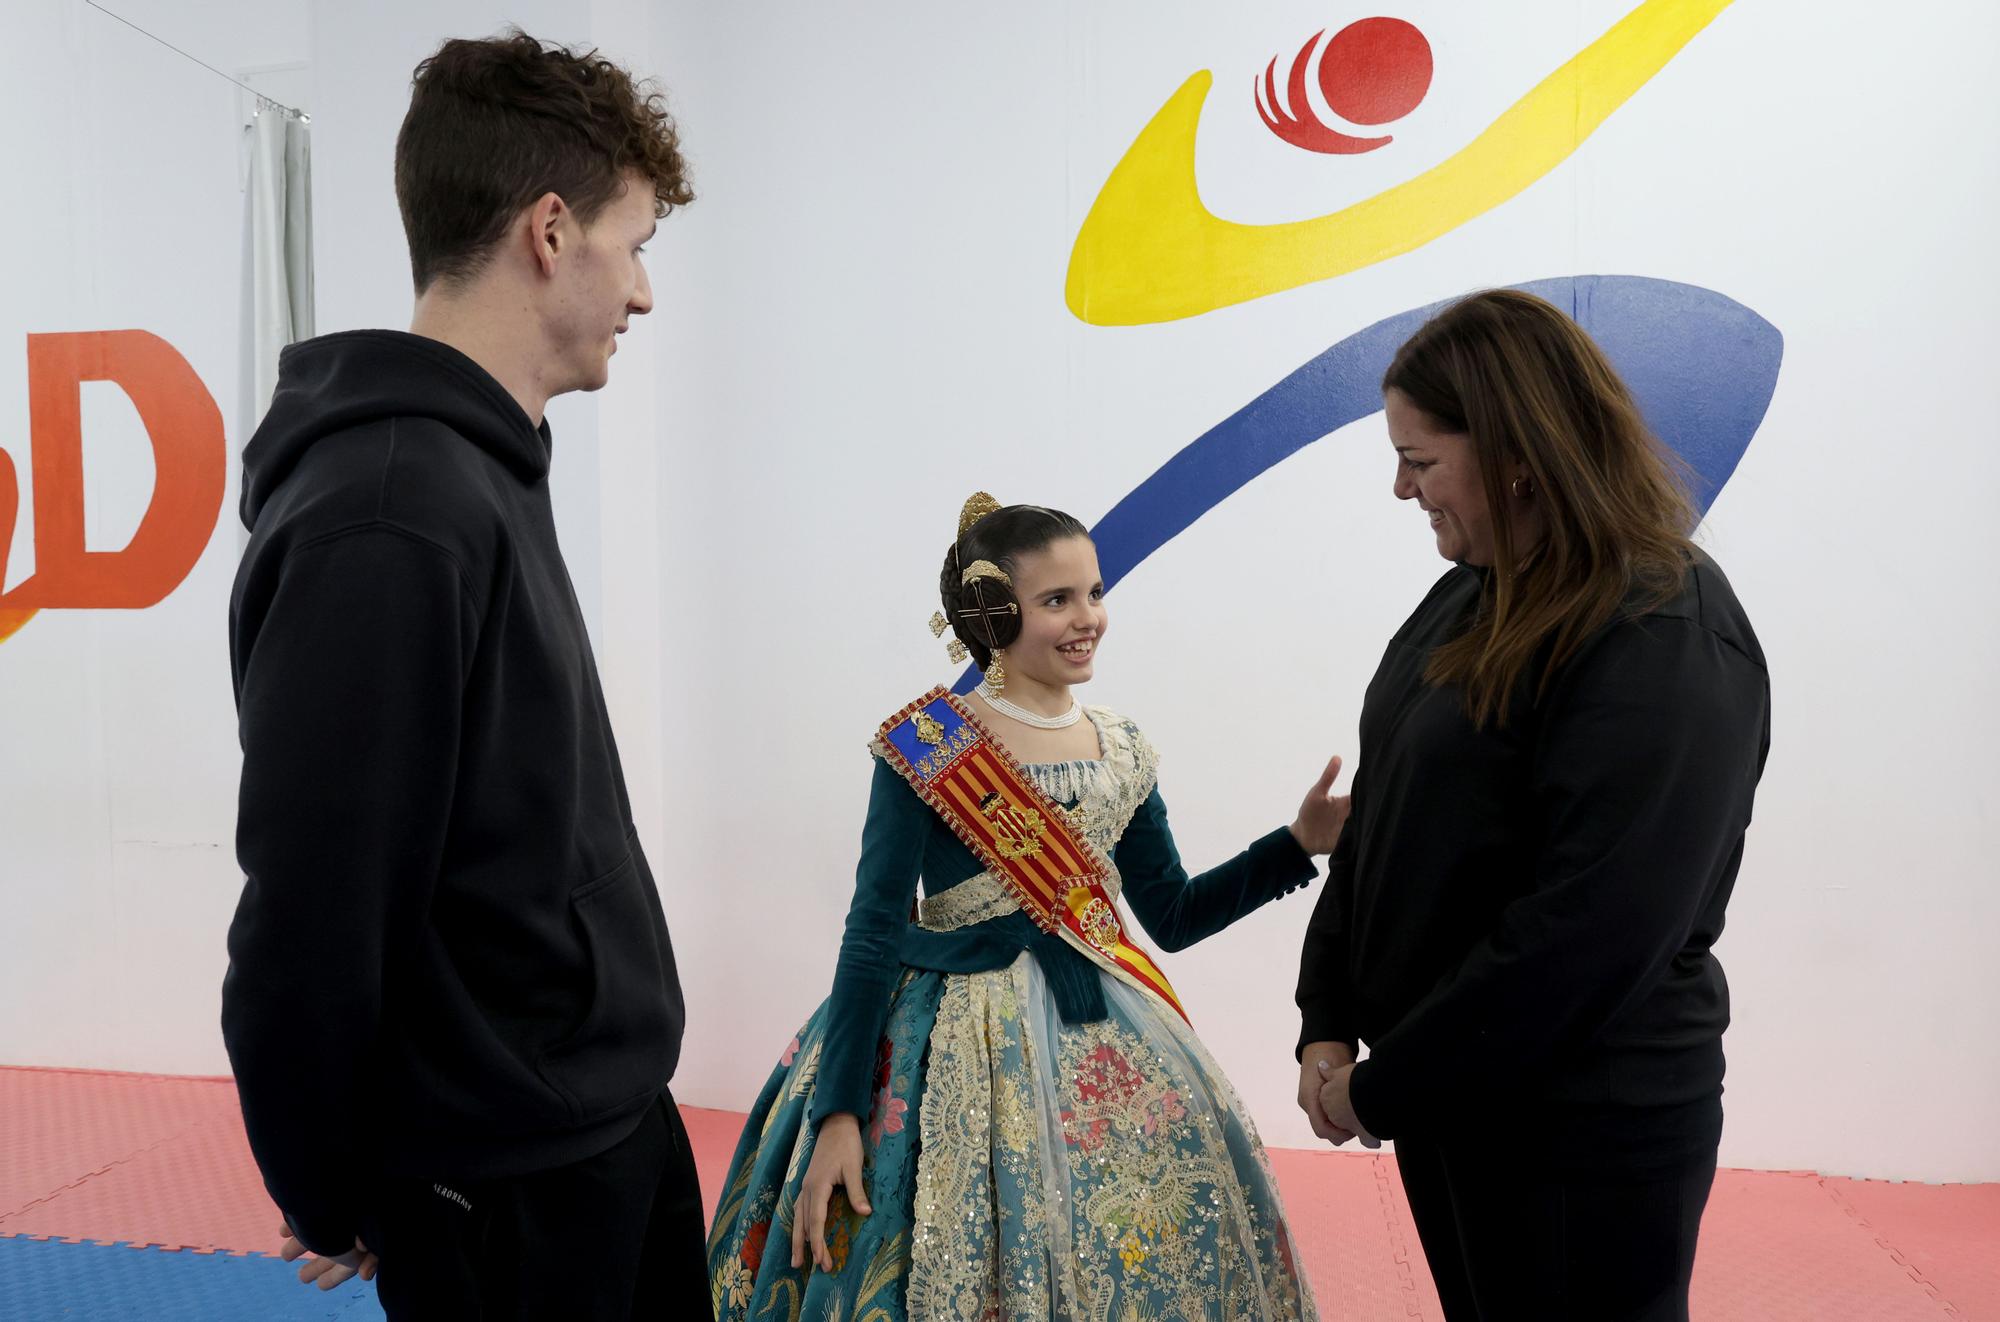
1297, 551, 1769, 1170
224, 331, 684, 1255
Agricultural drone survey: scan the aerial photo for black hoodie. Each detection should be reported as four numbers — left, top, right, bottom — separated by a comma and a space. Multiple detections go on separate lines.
224, 330, 684, 1255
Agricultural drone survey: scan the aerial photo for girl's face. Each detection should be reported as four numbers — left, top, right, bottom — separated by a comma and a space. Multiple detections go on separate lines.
1001, 536, 1107, 689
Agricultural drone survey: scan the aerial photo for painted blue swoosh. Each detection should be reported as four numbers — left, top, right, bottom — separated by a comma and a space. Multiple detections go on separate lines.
957, 275, 1782, 693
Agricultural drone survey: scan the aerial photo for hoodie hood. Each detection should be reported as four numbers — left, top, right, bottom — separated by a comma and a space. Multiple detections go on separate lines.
241, 330, 551, 529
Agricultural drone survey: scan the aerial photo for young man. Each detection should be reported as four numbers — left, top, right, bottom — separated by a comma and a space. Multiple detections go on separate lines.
223, 31, 706, 1319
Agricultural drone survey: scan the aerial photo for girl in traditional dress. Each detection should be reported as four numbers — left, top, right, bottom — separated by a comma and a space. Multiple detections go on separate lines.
707, 496, 1345, 1321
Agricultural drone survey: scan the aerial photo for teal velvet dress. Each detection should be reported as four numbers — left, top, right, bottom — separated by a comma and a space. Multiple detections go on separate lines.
706, 705, 1321, 1321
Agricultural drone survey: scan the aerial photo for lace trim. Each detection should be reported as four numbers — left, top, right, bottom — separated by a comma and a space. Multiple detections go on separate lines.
918, 873, 1022, 931
908, 962, 1070, 1320
1081, 706, 1160, 847
1028, 757, 1115, 807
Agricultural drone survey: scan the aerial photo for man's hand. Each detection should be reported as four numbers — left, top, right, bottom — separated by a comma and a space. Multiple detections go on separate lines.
1316, 1059, 1381, 1150
278, 1222, 378, 1291
1288, 755, 1352, 856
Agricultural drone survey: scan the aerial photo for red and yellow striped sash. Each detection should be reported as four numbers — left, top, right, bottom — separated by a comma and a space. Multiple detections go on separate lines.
877, 688, 1188, 1022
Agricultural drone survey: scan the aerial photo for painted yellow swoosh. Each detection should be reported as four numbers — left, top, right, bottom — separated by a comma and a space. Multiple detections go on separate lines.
1066, 0, 1734, 325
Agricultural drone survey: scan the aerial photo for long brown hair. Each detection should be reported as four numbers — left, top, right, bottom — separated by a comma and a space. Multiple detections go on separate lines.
1382, 289, 1697, 727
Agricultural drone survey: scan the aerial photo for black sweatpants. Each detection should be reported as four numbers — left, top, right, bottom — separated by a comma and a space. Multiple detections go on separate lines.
363, 1090, 711, 1321
1395, 1139, 1715, 1321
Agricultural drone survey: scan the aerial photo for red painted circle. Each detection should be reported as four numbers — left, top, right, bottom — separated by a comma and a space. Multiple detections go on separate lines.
1319, 17, 1433, 126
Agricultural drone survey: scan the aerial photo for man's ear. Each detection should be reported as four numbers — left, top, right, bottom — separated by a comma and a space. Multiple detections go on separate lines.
525, 191, 567, 278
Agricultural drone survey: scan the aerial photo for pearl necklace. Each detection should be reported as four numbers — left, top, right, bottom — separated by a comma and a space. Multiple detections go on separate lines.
976, 683, 1083, 729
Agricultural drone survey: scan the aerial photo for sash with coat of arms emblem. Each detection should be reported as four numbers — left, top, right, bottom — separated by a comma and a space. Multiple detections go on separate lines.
876, 687, 1189, 1023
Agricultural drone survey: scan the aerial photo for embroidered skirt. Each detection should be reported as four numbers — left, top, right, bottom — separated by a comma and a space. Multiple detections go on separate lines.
706, 955, 1316, 1321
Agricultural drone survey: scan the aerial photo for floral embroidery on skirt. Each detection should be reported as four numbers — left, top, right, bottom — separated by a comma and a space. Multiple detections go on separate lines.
707, 957, 1314, 1321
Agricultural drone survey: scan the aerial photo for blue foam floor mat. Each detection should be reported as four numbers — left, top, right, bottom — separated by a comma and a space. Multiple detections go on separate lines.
0, 1236, 385, 1321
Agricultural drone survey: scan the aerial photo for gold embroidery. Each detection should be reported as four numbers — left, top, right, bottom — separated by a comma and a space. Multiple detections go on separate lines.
918, 730, 1151, 936
1070, 889, 1124, 953
911, 722, 977, 780
979, 791, 1047, 861
913, 709, 945, 746
958, 558, 1014, 588
909, 959, 1315, 1321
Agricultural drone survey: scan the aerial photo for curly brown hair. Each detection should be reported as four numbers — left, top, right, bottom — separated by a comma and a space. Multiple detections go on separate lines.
395, 28, 694, 294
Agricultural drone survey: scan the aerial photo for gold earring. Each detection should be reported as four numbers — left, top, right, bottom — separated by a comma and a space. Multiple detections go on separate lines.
986, 649, 1006, 692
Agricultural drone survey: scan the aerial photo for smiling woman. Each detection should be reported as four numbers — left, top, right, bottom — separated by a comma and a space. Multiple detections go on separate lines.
1298, 288, 1771, 1321
1382, 288, 1700, 726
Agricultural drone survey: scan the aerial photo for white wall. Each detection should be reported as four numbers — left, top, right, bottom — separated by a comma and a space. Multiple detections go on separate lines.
0, 0, 656, 1072
0, 0, 313, 1074
644, 0, 2000, 1184
3, 0, 1995, 1185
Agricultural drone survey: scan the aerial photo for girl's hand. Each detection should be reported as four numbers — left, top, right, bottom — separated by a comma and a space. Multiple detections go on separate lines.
1289, 755, 1352, 856
790, 1114, 871, 1273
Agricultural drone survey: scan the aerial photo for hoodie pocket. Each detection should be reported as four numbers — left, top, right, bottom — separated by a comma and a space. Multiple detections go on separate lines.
534, 849, 679, 1124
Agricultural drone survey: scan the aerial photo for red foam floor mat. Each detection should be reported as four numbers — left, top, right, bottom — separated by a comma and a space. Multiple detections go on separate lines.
1267, 1144, 1442, 1318
3, 1067, 1993, 1319
1827, 1177, 2000, 1318
0, 1067, 236, 1219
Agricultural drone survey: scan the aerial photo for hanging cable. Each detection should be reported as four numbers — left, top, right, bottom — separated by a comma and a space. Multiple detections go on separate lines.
83, 0, 310, 122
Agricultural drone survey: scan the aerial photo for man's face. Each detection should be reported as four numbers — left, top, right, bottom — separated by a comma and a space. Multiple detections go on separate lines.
548, 174, 656, 394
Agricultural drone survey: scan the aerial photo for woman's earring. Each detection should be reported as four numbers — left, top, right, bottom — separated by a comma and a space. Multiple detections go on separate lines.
986, 649, 1006, 693
1511, 475, 1537, 500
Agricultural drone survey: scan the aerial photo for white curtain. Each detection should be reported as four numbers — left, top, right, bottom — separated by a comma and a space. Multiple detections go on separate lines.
239, 107, 314, 462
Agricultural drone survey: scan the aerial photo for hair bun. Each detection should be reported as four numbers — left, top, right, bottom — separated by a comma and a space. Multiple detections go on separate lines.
955, 575, 1023, 653
958, 492, 1003, 539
